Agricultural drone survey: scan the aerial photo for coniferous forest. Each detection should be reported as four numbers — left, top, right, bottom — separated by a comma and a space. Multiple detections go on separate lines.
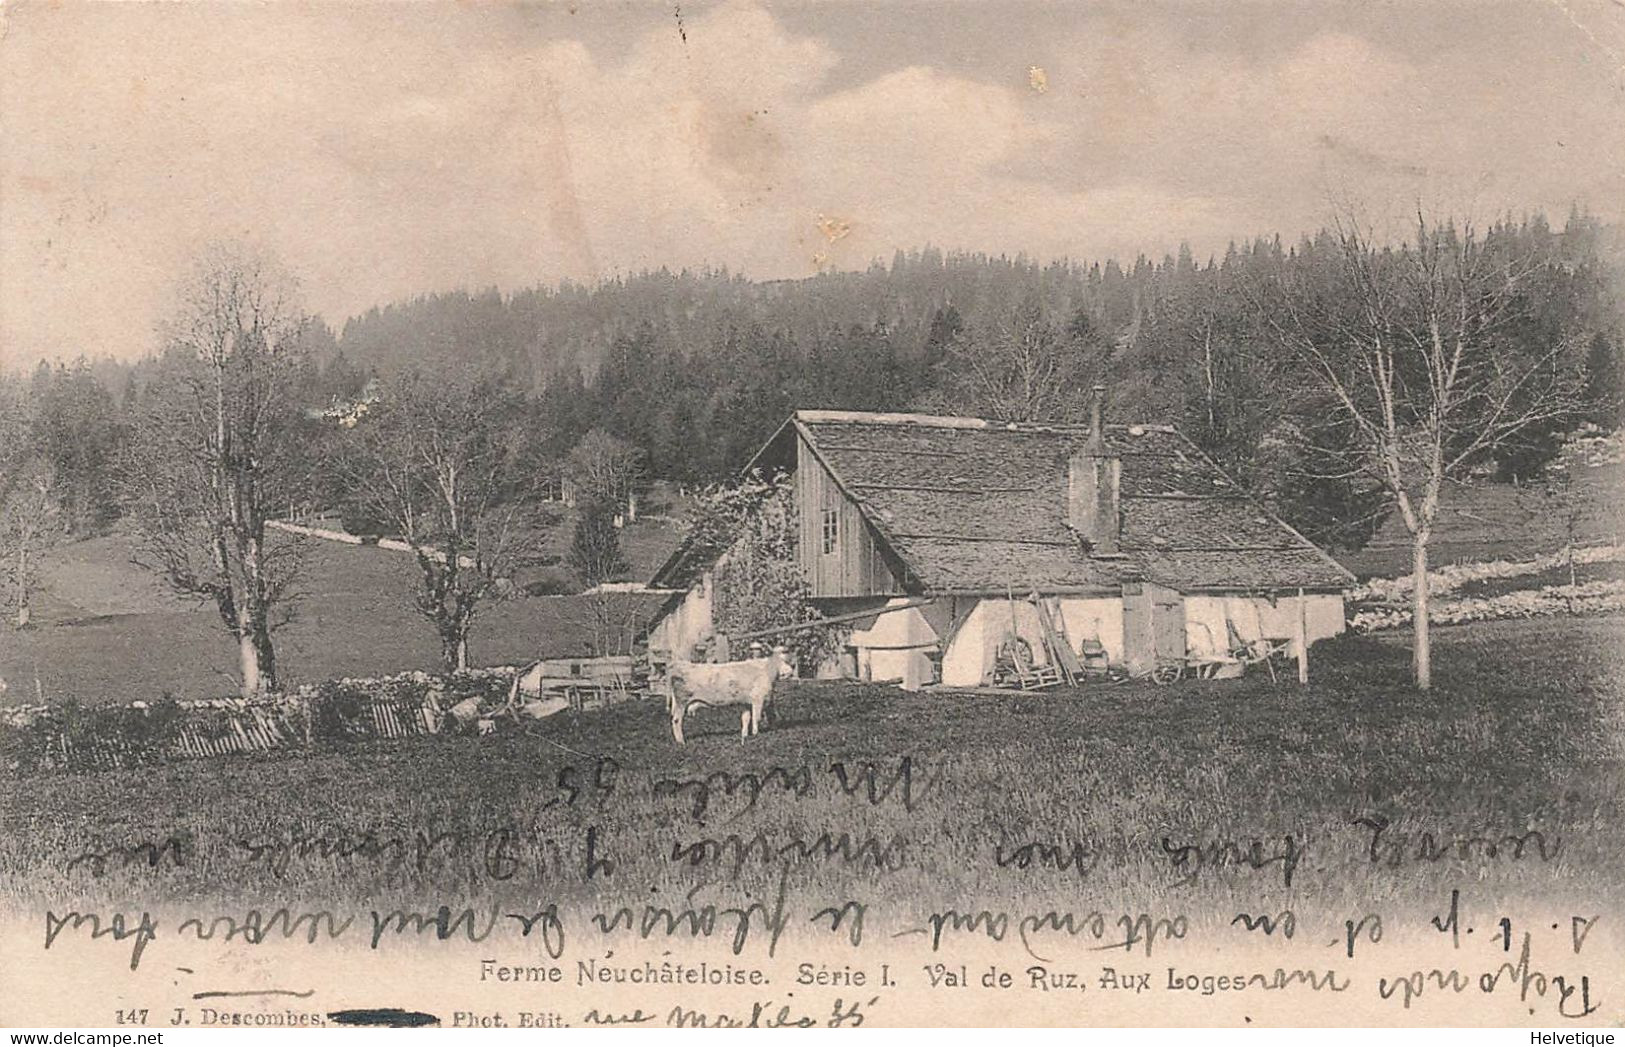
8, 210, 1624, 557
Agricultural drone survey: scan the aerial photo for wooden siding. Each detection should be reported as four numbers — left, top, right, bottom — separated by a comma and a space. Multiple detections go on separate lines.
1122, 581, 1186, 674
796, 434, 901, 598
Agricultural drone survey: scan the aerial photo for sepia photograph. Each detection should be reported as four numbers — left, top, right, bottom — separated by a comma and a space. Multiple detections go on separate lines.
1, 0, 1622, 1031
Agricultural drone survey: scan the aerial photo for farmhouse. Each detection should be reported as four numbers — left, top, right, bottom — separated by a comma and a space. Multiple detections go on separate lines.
647, 405, 1354, 688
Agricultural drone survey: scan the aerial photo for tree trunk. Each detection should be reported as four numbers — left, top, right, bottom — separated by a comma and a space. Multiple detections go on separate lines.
1201, 314, 1216, 434
233, 529, 279, 694
238, 628, 262, 698
251, 620, 278, 693
1567, 540, 1577, 615
439, 625, 463, 675
1411, 534, 1431, 690
14, 541, 27, 627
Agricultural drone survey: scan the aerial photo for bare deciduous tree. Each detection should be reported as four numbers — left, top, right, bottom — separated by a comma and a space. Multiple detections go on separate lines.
927, 293, 1109, 423
331, 369, 545, 672
0, 378, 60, 629
557, 590, 648, 659
0, 377, 32, 508
0, 467, 59, 628
123, 243, 310, 696
564, 429, 645, 518
1259, 210, 1587, 688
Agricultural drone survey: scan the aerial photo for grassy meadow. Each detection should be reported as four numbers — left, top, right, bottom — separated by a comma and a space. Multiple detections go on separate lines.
1337, 460, 1623, 578
0, 523, 681, 704
4, 616, 1621, 941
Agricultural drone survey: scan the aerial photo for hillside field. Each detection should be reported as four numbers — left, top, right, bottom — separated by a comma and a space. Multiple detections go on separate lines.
1338, 460, 1623, 578
0, 530, 678, 706
2, 459, 1618, 705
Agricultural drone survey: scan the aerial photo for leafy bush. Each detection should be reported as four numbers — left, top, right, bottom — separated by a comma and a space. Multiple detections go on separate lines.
691, 473, 834, 666
442, 671, 512, 705
0, 708, 61, 774
0, 697, 191, 772
524, 576, 577, 596
0, 664, 532, 776
307, 680, 371, 743
117, 697, 186, 760
337, 504, 390, 539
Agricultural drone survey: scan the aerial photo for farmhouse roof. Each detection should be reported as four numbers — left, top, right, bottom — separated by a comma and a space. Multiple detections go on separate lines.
652, 409, 1354, 594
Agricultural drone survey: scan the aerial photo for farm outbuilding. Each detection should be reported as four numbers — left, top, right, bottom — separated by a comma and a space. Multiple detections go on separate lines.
647, 406, 1354, 688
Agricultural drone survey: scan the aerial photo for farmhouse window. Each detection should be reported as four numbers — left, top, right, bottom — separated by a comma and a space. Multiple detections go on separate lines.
821, 507, 839, 555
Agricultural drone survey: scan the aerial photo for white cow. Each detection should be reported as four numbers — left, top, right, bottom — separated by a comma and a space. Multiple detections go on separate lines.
663, 647, 794, 744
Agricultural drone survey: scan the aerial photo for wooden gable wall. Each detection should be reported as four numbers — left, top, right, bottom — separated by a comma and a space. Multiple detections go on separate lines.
795, 434, 902, 598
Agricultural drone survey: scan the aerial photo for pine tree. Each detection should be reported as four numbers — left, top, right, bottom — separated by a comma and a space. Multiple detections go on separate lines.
1583, 332, 1624, 429
570, 500, 629, 589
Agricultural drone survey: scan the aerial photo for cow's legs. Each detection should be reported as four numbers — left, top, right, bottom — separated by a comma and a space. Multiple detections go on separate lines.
739, 708, 751, 740
668, 679, 690, 745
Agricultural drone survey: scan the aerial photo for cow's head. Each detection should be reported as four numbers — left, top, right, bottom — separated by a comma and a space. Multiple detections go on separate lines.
770, 645, 795, 679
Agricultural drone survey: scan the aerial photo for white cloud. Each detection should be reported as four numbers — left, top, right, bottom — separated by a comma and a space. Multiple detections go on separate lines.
1, 2, 1619, 366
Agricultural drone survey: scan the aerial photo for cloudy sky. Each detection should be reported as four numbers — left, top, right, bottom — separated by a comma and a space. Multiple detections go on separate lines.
2, 0, 1623, 366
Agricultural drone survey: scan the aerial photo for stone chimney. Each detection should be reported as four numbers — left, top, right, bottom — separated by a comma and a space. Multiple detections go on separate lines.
1067, 384, 1121, 555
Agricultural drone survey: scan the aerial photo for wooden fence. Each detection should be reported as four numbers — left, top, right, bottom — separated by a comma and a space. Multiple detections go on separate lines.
5, 693, 443, 774
5, 667, 654, 774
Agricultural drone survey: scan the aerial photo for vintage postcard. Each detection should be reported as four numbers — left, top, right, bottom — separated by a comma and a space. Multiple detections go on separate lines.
2, 0, 1622, 1031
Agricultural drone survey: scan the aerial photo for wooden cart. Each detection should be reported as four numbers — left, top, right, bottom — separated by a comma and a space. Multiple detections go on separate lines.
523, 655, 645, 709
